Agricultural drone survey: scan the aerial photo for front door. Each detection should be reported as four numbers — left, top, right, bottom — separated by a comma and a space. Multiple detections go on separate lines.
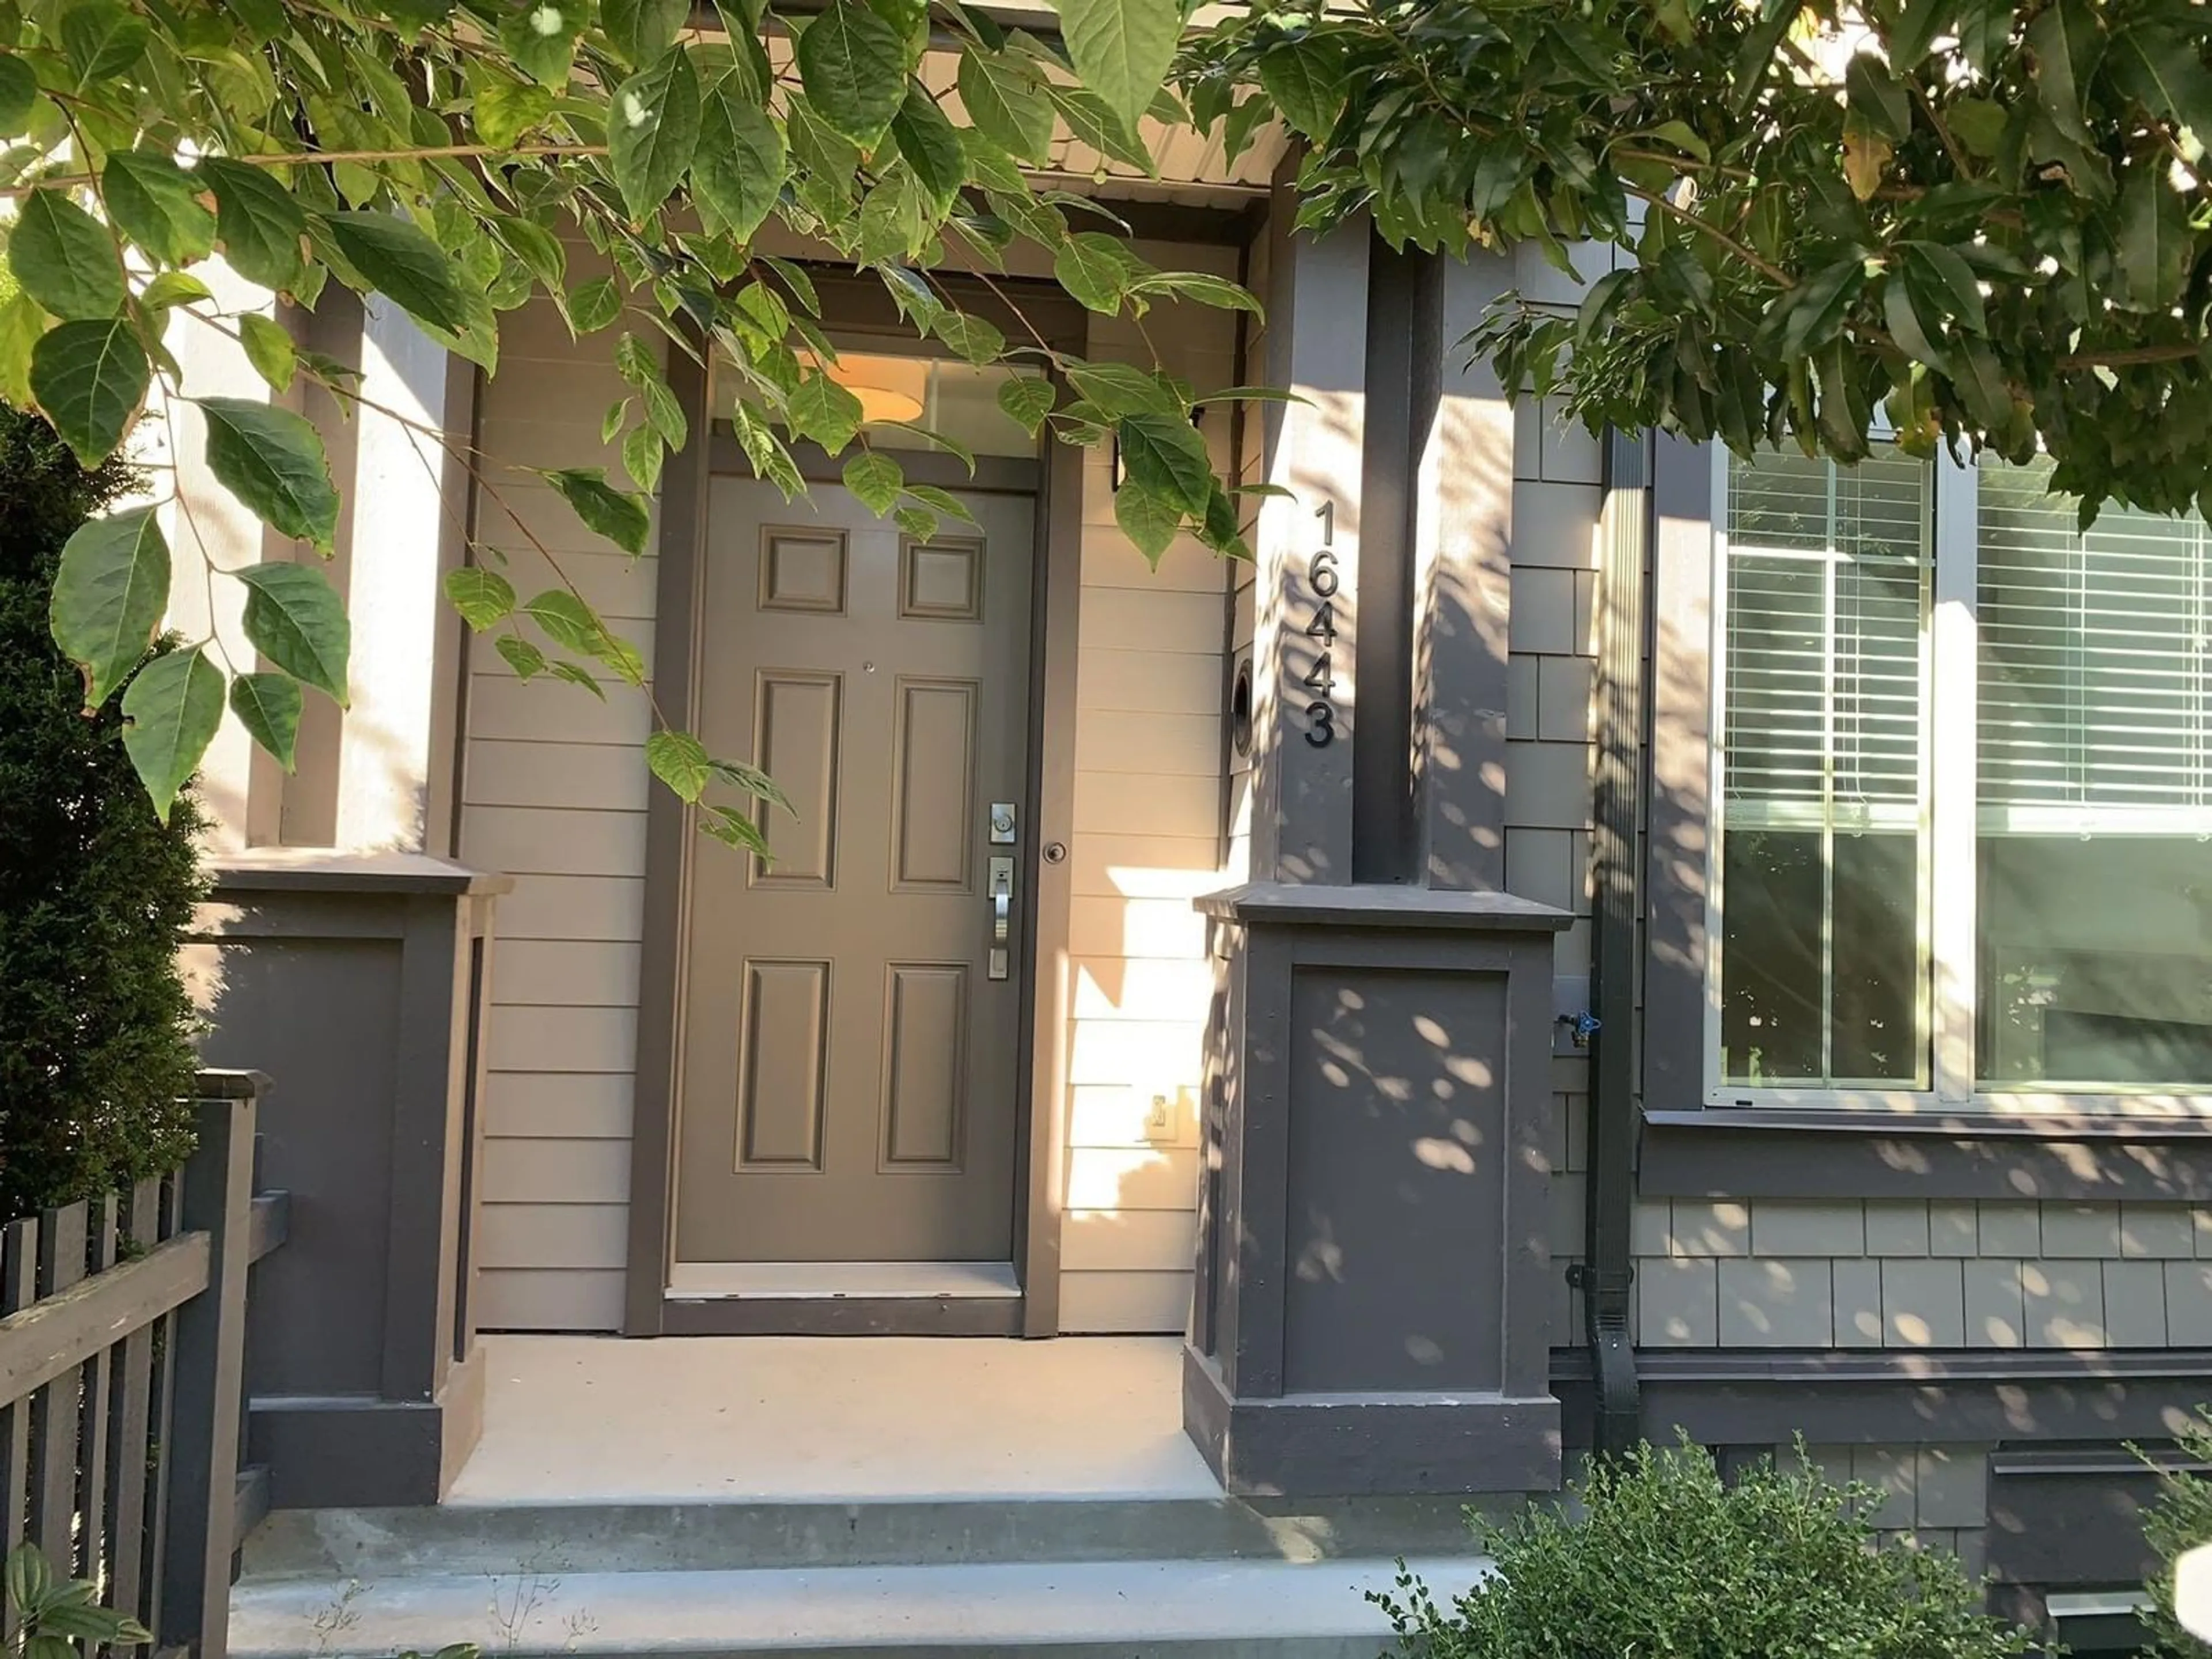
673, 475, 1035, 1267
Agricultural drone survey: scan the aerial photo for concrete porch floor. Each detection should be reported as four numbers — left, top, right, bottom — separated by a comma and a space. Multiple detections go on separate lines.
450, 1334, 1224, 1506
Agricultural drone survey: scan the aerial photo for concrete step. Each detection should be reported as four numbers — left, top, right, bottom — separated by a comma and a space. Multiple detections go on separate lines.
241, 1496, 1496, 1580
228, 1556, 1488, 1659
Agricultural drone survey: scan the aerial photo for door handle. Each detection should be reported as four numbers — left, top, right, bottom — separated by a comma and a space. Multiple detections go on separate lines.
987, 855, 1014, 978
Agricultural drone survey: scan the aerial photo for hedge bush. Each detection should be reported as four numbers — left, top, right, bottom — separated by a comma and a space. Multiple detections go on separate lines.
0, 405, 202, 1215
2141, 1409, 2212, 1657
1376, 1437, 2039, 1659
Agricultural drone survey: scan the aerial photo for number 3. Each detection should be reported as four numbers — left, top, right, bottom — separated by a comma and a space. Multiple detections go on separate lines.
1305, 700, 1334, 747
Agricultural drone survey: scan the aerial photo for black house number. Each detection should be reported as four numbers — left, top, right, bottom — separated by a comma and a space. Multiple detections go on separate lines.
1303, 498, 1338, 747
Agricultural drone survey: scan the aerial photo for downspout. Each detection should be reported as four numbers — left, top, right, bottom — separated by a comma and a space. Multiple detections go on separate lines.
1578, 426, 1649, 1456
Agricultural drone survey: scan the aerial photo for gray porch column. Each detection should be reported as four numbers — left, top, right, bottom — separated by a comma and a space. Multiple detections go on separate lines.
185, 853, 506, 1506
1185, 224, 1570, 1495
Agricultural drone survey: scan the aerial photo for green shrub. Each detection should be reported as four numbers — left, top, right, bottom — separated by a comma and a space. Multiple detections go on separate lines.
2139, 1409, 2212, 1657
0, 406, 202, 1216
1376, 1438, 2040, 1659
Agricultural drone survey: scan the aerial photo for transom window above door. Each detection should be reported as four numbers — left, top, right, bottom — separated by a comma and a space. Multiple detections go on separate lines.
718, 350, 1037, 457
1712, 448, 2212, 1110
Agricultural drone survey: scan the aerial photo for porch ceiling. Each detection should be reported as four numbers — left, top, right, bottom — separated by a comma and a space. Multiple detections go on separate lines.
449, 1334, 1222, 1505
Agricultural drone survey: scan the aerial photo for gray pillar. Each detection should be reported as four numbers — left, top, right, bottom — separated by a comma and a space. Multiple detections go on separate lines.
1187, 222, 1569, 1495
186, 854, 505, 1507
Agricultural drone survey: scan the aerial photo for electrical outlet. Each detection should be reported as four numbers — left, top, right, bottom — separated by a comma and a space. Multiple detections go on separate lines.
1144, 1093, 1173, 1139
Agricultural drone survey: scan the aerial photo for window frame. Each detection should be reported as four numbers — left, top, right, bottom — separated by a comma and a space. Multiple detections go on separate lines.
1645, 438, 2212, 1124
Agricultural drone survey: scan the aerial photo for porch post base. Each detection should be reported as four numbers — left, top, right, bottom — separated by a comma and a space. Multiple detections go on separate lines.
248, 1343, 487, 1508
1184, 1345, 1561, 1497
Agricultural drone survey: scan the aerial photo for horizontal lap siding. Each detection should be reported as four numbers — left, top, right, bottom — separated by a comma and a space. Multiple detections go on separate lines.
463, 270, 649, 1334
1058, 265, 1237, 1331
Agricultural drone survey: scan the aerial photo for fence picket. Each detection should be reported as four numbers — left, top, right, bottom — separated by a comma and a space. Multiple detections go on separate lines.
108, 1180, 162, 1632
80, 1196, 116, 1599
1, 1217, 36, 1642
31, 1203, 88, 1574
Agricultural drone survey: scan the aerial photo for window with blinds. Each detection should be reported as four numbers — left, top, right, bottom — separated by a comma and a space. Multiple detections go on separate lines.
1976, 457, 2212, 824
1717, 450, 1931, 1088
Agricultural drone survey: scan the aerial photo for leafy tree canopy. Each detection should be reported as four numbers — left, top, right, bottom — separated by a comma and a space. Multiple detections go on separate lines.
1184, 0, 2212, 523
0, 0, 1266, 833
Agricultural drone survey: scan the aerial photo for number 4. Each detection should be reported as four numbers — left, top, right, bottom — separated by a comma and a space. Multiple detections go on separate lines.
1305, 602, 1335, 645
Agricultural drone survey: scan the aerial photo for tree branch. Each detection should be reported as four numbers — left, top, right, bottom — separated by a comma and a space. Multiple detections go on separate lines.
1619, 181, 1795, 287
0, 142, 608, 200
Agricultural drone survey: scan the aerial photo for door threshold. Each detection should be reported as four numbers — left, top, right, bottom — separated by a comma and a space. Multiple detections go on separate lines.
666, 1260, 1021, 1300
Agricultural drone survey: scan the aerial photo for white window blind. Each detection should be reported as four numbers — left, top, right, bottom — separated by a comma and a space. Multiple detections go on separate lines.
1722, 450, 1929, 830
1976, 460, 2212, 824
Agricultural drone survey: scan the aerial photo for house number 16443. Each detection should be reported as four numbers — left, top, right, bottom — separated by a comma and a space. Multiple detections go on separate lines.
1303, 499, 1338, 747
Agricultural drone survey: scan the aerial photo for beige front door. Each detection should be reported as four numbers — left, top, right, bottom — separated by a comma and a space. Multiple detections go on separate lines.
673, 475, 1035, 1264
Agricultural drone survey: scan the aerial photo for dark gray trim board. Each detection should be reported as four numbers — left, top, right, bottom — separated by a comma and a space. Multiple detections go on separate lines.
1184, 1345, 1562, 1496
660, 1297, 1025, 1337
211, 853, 509, 898
1640, 1111, 2212, 1200
1551, 1346, 2212, 1448
249, 1347, 485, 1509
1985, 1448, 2205, 1591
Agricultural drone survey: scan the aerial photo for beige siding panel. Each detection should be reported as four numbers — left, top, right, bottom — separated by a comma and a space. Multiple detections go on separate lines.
465, 806, 650, 878
1069, 1084, 1198, 1149
478, 1268, 626, 1331
484, 1071, 635, 1139
1074, 772, 1221, 839
492, 941, 644, 1009
1067, 1147, 1201, 1210
1063, 1208, 1199, 1271
1071, 834, 1226, 897
1078, 588, 1228, 655
1069, 1022, 1207, 1090
1083, 541, 1240, 593
1074, 711, 1222, 778
474, 627, 657, 680
1069, 896, 1209, 959
486, 1006, 638, 1075
481, 1137, 632, 1204
1073, 957, 1214, 1022
495, 875, 645, 942
466, 740, 650, 810
472, 547, 660, 622
471, 414, 624, 474
478, 1203, 630, 1270
467, 676, 653, 747
1059, 1270, 1192, 1334
1076, 649, 1224, 715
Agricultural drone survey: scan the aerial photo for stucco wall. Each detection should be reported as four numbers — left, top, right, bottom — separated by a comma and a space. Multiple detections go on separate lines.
458, 241, 1240, 1332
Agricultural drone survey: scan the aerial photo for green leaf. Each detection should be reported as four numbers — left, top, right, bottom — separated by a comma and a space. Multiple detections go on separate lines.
102, 152, 216, 265
51, 506, 168, 709
932, 310, 1005, 364
200, 159, 308, 293
568, 276, 623, 335
997, 374, 1055, 434
140, 272, 217, 311
10, 189, 123, 320
3, 1544, 49, 1615
1116, 411, 1212, 512
1054, 231, 1132, 313
790, 372, 866, 450
1844, 51, 1911, 142
1881, 274, 1947, 369
499, 0, 588, 85
609, 47, 702, 220
2116, 165, 2189, 313
443, 567, 518, 631
0, 293, 39, 411
1257, 35, 1349, 138
903, 482, 978, 524
2111, 28, 2212, 149
890, 84, 968, 211
229, 672, 303, 771
1901, 240, 1987, 331
602, 0, 691, 65
548, 660, 607, 698
474, 77, 556, 148
495, 216, 567, 290
234, 562, 352, 704
646, 728, 714, 800
239, 313, 296, 393
59, 2, 147, 82
540, 467, 653, 554
1112, 476, 1180, 565
843, 449, 904, 513
0, 55, 38, 132
328, 211, 476, 335
31, 319, 149, 467
496, 634, 547, 678
895, 503, 939, 541
2025, 0, 2101, 145
691, 81, 786, 241
1043, 82, 1153, 172
1067, 359, 1175, 415
1048, 0, 1178, 133
522, 589, 643, 682
957, 51, 1054, 162
1127, 272, 1263, 316
699, 801, 774, 855
763, 254, 821, 315
198, 397, 342, 551
121, 645, 224, 824
794, 1, 908, 145
623, 422, 665, 491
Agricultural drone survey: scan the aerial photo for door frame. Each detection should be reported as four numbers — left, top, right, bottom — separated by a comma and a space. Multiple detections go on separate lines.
623, 274, 1089, 1336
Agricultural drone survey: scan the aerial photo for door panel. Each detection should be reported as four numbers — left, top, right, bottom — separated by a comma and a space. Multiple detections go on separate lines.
675, 479, 1035, 1264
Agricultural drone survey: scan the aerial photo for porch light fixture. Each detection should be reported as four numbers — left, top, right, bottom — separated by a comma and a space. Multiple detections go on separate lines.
824, 356, 925, 425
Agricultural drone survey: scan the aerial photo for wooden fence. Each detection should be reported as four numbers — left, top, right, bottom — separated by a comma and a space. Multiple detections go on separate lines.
0, 1071, 285, 1659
